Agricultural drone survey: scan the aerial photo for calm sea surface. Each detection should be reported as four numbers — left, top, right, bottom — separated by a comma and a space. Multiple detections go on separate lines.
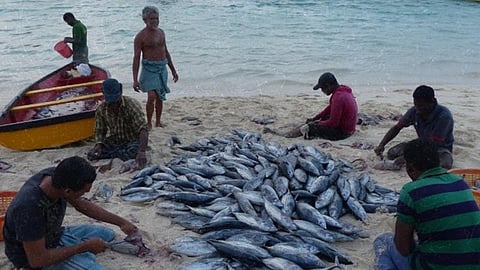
1, 0, 479, 108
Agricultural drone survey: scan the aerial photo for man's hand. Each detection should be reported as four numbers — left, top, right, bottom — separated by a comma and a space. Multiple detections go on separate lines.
374, 144, 385, 158
136, 151, 147, 169
120, 221, 138, 236
172, 72, 179, 83
84, 238, 109, 254
87, 143, 103, 161
133, 82, 141, 92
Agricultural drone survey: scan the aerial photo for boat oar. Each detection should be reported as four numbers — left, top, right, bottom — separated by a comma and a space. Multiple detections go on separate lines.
11, 93, 103, 112
25, 80, 104, 96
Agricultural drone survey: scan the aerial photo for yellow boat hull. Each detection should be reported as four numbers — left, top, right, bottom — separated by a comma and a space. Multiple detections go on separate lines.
0, 117, 95, 151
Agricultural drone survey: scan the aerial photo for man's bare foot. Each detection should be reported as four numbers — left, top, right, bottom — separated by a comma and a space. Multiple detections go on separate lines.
147, 123, 153, 131
155, 122, 165, 128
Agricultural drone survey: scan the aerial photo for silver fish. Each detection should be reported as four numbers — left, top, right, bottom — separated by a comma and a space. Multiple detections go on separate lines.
297, 157, 321, 176
336, 175, 351, 201
294, 168, 308, 183
261, 184, 283, 207
264, 199, 297, 231
300, 236, 353, 265
262, 257, 303, 270
169, 236, 216, 257
315, 186, 337, 209
272, 176, 289, 197
280, 192, 296, 217
293, 220, 335, 243
167, 136, 182, 148
266, 243, 327, 269
179, 257, 228, 270
233, 212, 278, 232
296, 202, 327, 229
346, 197, 368, 223
208, 240, 271, 265
120, 188, 162, 203
307, 175, 331, 194
150, 172, 177, 182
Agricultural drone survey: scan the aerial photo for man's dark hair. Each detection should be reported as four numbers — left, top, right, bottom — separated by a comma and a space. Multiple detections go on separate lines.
52, 156, 96, 191
413, 85, 435, 101
404, 138, 440, 172
63, 12, 75, 21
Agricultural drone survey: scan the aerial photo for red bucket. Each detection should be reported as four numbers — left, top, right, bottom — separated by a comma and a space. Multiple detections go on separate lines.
54, 41, 73, 58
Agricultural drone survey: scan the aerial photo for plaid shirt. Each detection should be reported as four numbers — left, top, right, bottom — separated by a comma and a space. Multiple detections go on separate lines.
94, 96, 147, 144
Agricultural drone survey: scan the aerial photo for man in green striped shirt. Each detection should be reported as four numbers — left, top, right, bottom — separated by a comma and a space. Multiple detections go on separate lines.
374, 138, 480, 269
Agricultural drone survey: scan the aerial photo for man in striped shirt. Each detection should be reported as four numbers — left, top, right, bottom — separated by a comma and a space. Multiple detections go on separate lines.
87, 79, 149, 168
373, 138, 480, 269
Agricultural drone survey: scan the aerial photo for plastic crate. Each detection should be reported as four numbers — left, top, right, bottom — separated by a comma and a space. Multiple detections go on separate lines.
449, 168, 480, 207
0, 191, 17, 241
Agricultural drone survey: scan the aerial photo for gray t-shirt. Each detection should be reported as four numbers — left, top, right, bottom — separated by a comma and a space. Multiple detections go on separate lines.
3, 167, 66, 269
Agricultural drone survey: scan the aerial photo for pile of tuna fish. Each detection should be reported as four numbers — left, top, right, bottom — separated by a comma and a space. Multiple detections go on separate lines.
119, 130, 399, 269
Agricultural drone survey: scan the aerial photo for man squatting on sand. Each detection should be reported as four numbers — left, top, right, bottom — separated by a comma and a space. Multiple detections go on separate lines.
264, 72, 358, 140
3, 156, 138, 269
133, 6, 178, 129
373, 138, 480, 269
374, 85, 454, 170
87, 78, 149, 168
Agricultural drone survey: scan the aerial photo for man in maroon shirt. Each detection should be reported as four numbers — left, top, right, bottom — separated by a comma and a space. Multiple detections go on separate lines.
264, 72, 358, 140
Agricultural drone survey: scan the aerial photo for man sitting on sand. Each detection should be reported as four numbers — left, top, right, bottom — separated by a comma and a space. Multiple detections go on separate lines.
264, 72, 358, 140
373, 138, 480, 269
87, 78, 149, 168
3, 156, 139, 269
374, 85, 454, 170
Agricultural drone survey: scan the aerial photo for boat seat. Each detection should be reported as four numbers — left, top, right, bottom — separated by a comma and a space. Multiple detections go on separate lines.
25, 80, 104, 96
11, 93, 103, 112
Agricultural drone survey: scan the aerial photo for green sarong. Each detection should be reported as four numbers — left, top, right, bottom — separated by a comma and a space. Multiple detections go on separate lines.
139, 59, 170, 100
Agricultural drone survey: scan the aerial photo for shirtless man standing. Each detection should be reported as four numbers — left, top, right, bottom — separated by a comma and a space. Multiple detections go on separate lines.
133, 6, 178, 129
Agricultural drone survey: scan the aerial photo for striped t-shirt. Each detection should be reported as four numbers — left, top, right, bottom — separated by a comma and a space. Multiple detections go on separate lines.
397, 167, 480, 269
94, 96, 147, 144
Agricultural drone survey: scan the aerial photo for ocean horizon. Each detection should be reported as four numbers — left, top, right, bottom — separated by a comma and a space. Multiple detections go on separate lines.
1, 0, 479, 108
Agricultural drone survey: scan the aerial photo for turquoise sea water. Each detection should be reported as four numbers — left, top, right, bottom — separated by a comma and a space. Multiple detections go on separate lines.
1, 0, 479, 107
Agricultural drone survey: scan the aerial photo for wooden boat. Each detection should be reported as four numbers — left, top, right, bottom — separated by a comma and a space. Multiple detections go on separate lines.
0, 63, 110, 151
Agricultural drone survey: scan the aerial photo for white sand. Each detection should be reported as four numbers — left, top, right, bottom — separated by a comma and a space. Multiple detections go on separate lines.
1, 87, 479, 269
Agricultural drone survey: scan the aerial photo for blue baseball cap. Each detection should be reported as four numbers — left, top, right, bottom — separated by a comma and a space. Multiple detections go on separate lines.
102, 78, 122, 102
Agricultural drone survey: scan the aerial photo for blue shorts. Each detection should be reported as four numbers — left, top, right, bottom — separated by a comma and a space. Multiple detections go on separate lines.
373, 232, 409, 270
42, 225, 115, 270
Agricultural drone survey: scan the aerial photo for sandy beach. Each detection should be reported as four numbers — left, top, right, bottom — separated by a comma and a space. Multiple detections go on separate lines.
1, 86, 479, 270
